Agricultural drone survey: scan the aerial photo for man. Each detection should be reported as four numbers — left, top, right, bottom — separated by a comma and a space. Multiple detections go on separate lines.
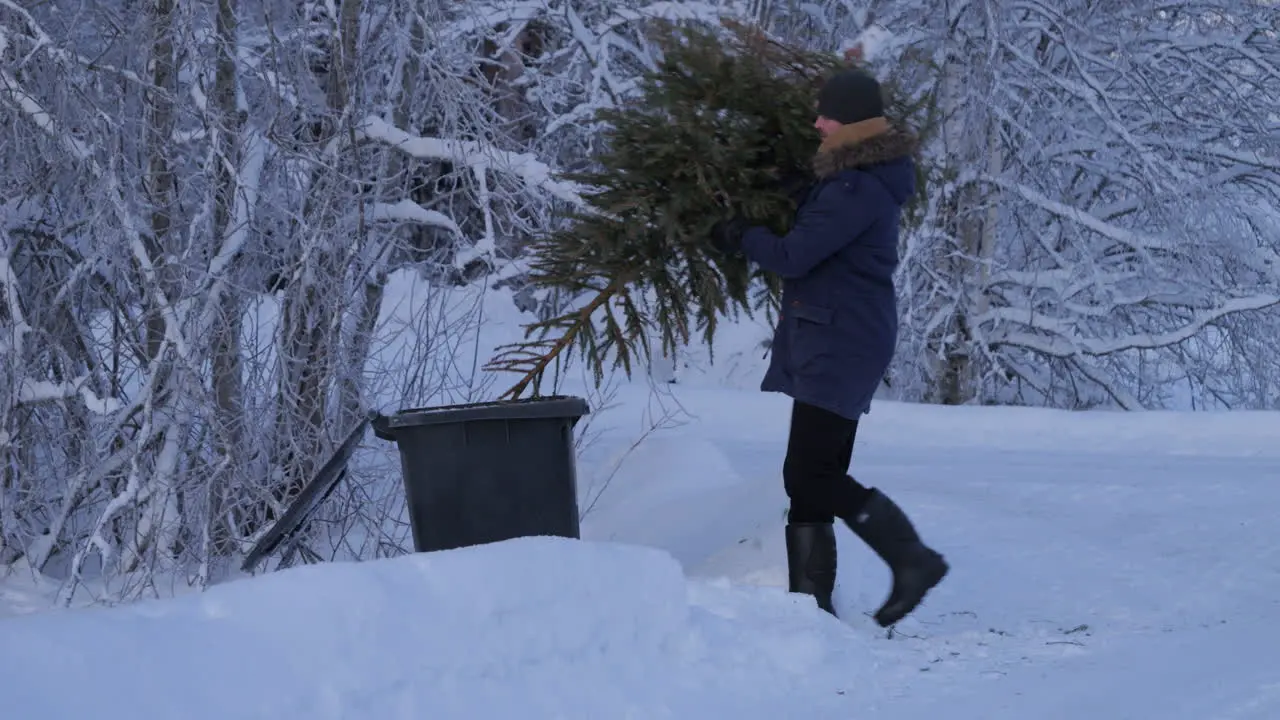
733, 69, 949, 626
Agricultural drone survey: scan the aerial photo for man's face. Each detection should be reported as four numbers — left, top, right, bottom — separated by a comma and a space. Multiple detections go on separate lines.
814, 115, 842, 138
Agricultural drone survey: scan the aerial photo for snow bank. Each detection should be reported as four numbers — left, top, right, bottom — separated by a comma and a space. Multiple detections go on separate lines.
0, 537, 866, 719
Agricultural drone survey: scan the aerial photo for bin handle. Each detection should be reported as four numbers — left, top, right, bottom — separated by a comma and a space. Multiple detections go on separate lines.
370, 409, 395, 441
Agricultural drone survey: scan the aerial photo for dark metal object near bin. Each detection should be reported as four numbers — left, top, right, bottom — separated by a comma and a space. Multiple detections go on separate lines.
371, 395, 590, 554
241, 413, 372, 573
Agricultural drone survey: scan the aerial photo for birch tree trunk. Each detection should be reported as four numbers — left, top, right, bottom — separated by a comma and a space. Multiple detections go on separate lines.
120, 0, 181, 573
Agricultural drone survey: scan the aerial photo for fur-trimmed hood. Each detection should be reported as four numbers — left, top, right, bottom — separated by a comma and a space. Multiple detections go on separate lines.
812, 117, 918, 180
811, 116, 918, 205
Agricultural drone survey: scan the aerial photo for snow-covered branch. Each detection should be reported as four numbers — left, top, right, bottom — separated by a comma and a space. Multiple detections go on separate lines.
982, 294, 1280, 357
356, 115, 588, 209
0, 68, 94, 161
369, 199, 462, 234
0, 61, 193, 363
976, 175, 1176, 254
15, 378, 122, 414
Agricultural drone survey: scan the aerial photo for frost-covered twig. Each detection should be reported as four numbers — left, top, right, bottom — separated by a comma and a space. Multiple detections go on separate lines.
578, 379, 688, 521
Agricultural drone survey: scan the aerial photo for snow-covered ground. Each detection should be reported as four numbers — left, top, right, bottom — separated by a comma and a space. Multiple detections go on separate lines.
2, 377, 1278, 719
580, 385, 1280, 719
3, 279, 1279, 717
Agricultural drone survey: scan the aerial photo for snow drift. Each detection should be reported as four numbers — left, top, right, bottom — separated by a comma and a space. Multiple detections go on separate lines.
0, 537, 867, 720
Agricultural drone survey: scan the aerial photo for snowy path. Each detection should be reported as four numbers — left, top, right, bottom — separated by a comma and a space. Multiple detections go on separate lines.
580, 387, 1280, 717
885, 618, 1280, 720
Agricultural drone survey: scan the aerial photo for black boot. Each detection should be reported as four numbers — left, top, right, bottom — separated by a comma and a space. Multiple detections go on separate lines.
785, 522, 838, 615
846, 489, 948, 627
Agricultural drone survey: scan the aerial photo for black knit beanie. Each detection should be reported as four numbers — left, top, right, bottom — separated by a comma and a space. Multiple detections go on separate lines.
816, 70, 884, 124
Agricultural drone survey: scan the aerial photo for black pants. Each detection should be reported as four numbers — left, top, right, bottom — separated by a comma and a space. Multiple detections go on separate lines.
783, 400, 871, 524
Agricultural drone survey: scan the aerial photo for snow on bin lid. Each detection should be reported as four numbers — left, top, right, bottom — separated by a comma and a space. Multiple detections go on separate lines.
385, 395, 590, 428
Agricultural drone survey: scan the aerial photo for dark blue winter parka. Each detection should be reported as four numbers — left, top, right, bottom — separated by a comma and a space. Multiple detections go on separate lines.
740, 120, 917, 420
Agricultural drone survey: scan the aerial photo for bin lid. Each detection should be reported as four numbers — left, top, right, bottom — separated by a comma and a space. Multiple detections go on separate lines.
385, 395, 590, 429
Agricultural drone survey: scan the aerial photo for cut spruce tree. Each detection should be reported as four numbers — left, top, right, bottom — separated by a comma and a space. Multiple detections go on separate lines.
486, 20, 933, 399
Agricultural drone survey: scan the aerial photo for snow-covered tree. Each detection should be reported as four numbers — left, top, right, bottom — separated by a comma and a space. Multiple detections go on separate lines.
0, 0, 761, 603
834, 0, 1280, 408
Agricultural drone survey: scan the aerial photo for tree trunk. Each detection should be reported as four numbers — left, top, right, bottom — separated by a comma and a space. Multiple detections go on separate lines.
272, 0, 364, 507
206, 0, 248, 560
933, 13, 998, 405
